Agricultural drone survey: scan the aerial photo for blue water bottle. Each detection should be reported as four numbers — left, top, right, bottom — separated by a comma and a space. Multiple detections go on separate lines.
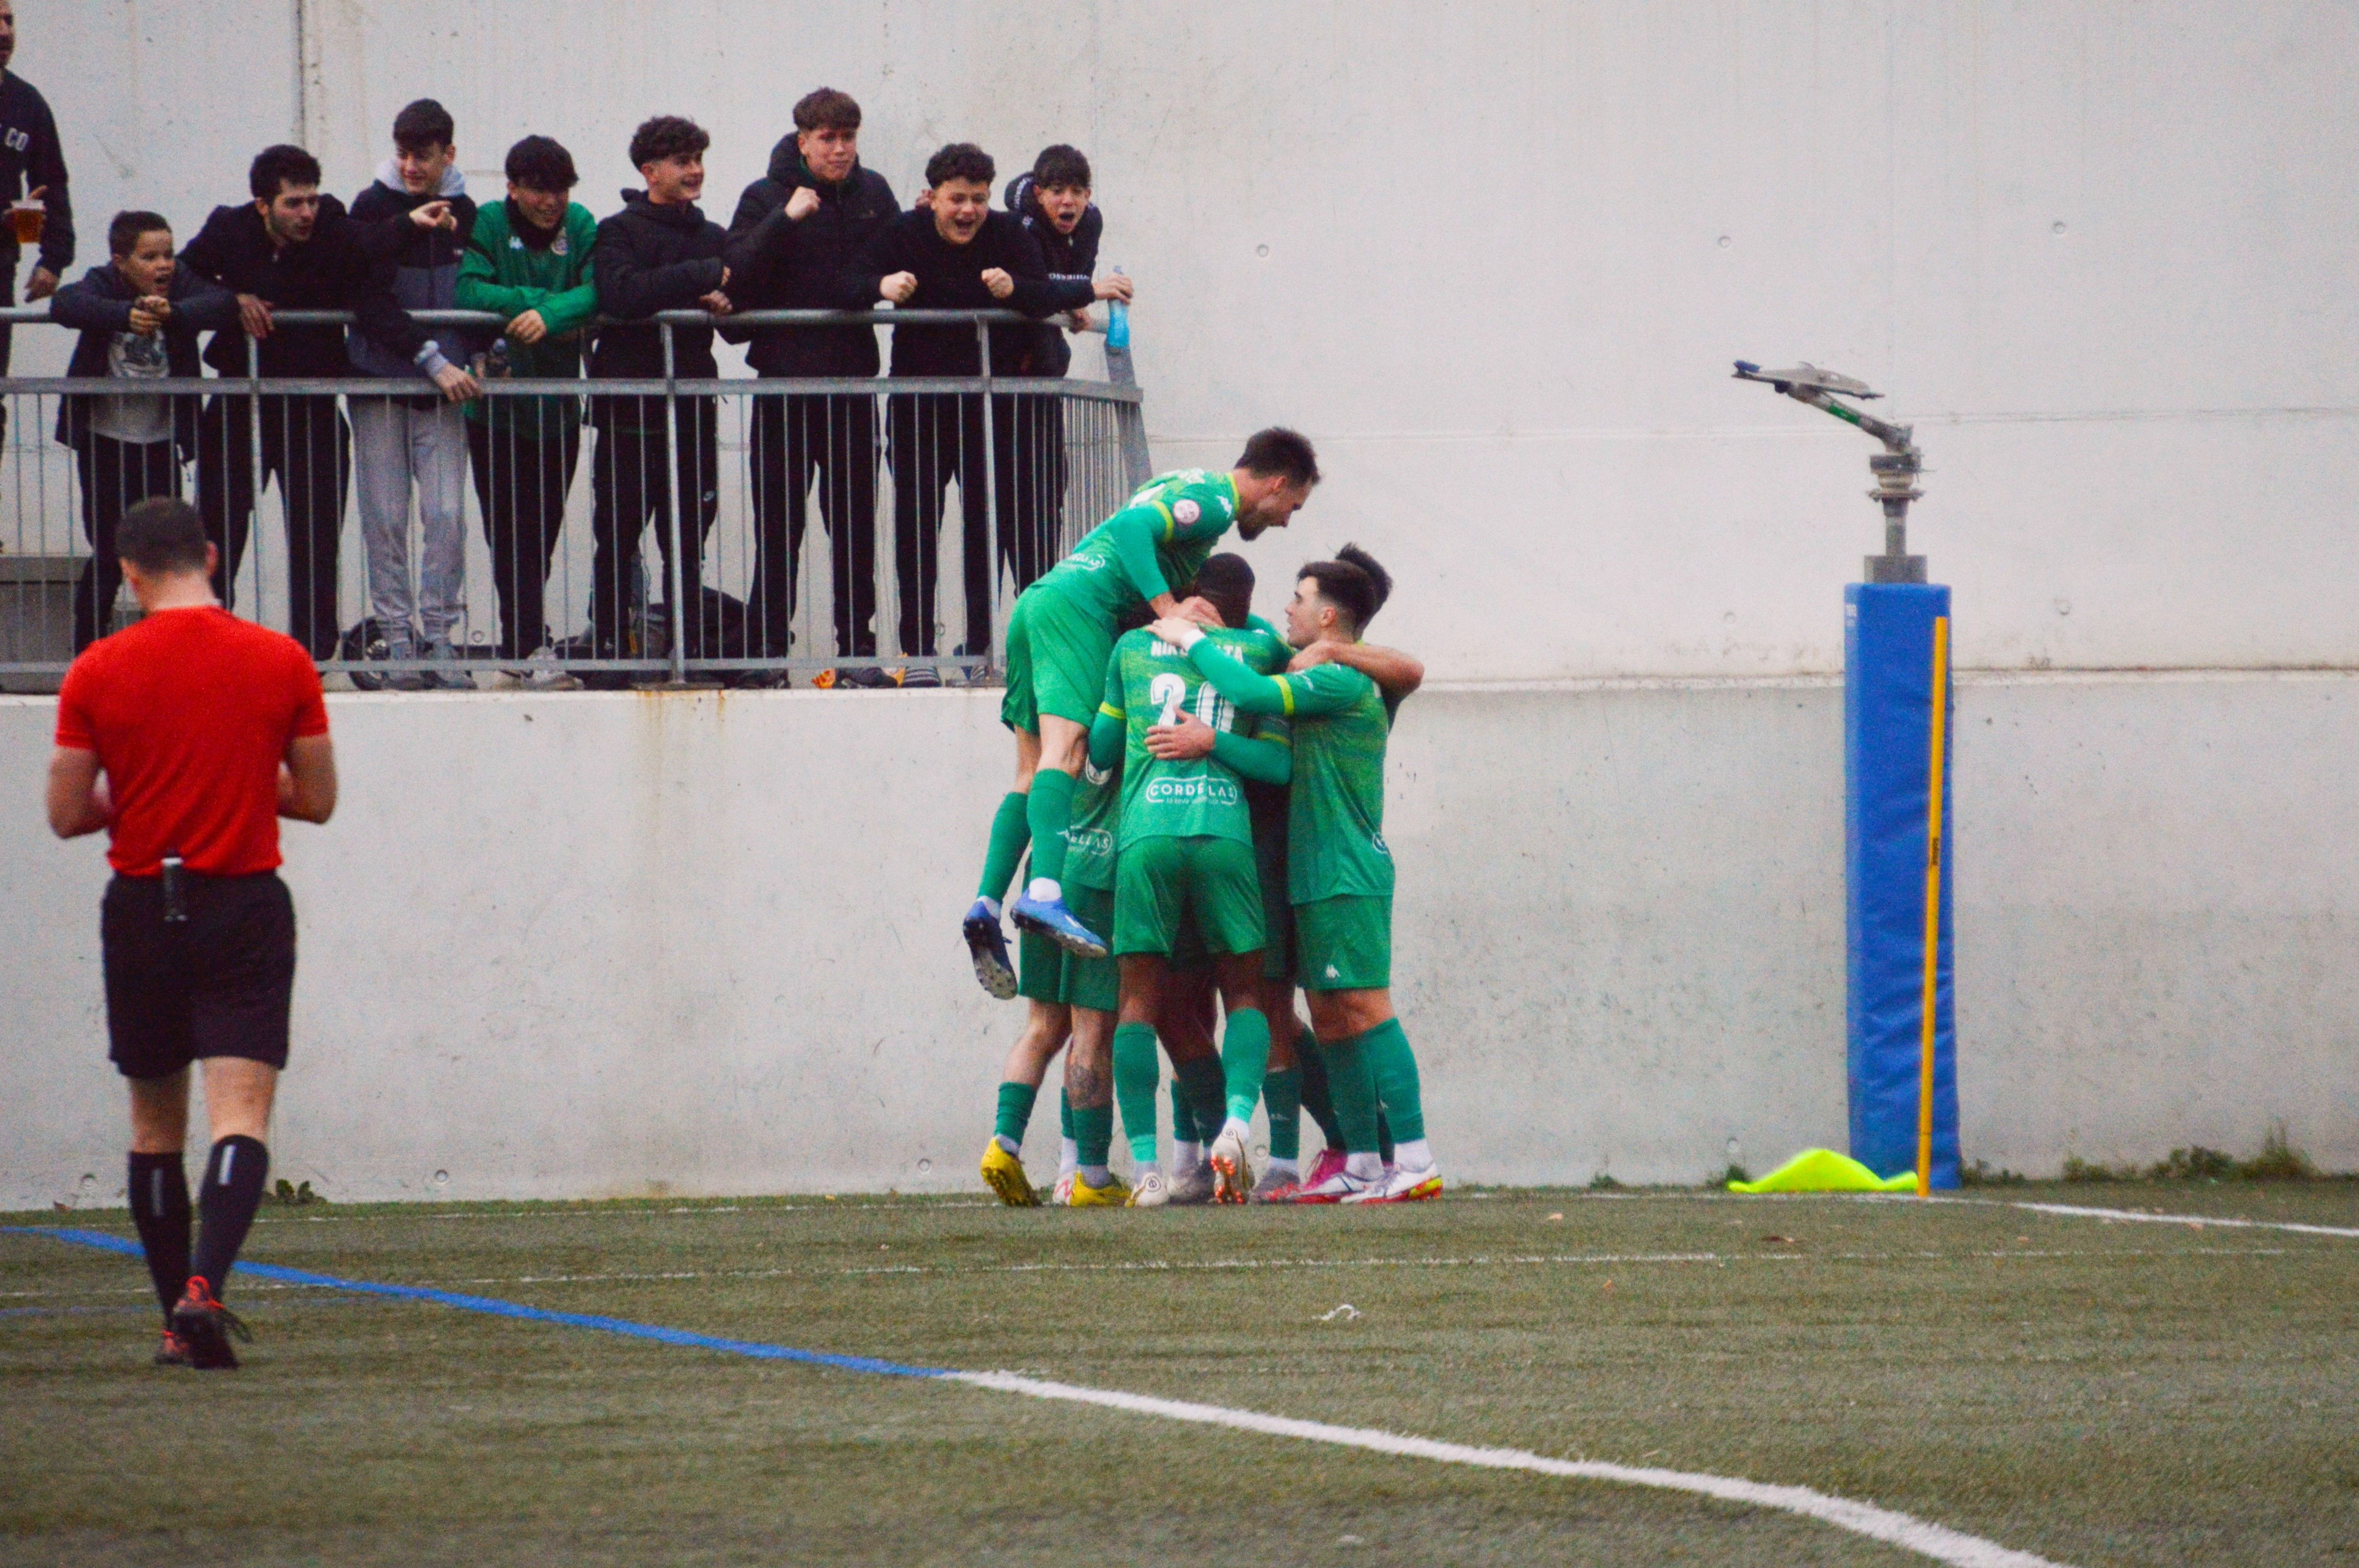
1106, 266, 1130, 350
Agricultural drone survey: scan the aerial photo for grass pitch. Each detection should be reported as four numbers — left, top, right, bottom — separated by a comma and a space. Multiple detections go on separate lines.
4, 1181, 2355, 1567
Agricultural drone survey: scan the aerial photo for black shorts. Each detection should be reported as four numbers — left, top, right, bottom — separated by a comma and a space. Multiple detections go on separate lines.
102, 872, 297, 1080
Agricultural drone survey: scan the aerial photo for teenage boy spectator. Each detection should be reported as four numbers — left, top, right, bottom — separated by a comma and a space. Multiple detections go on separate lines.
0, 0, 74, 450
722, 87, 897, 679
1002, 144, 1131, 593
457, 134, 597, 666
588, 116, 731, 670
48, 212, 236, 651
348, 99, 481, 687
181, 144, 472, 658
855, 143, 1092, 664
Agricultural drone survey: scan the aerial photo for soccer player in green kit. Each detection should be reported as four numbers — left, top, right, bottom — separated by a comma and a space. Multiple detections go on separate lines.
1150, 545, 1442, 1203
962, 429, 1319, 995
1090, 573, 1293, 1206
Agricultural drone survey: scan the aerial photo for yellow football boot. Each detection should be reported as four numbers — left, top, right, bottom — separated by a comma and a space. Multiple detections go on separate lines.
1067, 1171, 1131, 1207
980, 1139, 1040, 1207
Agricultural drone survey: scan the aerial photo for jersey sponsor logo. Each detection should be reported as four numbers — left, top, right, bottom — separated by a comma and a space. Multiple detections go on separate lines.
1143, 774, 1240, 808
552, 232, 571, 256
1173, 499, 1201, 524
1064, 826, 1114, 857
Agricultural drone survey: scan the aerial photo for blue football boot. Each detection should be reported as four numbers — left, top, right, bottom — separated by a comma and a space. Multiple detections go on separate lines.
963, 899, 1019, 999
1010, 887, 1109, 960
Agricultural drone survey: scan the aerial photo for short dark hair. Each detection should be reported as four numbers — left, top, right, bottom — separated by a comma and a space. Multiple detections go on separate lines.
107, 210, 171, 258
793, 88, 862, 133
1237, 427, 1320, 489
629, 116, 711, 172
1032, 144, 1092, 191
925, 143, 996, 189
1298, 550, 1387, 637
392, 98, 455, 154
505, 134, 578, 193
117, 498, 209, 575
249, 144, 322, 201
1190, 553, 1256, 632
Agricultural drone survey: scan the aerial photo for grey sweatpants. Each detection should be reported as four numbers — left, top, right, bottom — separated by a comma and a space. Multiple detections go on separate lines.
351, 395, 469, 643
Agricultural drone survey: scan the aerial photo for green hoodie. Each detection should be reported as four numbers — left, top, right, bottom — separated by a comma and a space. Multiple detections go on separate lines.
456, 198, 599, 438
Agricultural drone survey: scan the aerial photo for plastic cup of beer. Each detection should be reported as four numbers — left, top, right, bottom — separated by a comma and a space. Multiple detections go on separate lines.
10, 199, 42, 246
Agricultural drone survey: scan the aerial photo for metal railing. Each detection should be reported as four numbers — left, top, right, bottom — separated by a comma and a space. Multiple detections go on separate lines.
0, 306, 1151, 689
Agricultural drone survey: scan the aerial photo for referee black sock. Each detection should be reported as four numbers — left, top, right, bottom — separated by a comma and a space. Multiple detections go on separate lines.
125, 1152, 191, 1320
190, 1136, 269, 1300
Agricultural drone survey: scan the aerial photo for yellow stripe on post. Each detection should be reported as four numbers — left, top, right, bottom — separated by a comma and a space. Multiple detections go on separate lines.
1916, 615, 1950, 1199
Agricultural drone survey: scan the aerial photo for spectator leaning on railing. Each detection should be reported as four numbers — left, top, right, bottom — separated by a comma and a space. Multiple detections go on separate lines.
346, 98, 484, 690
48, 210, 237, 652
0, 0, 73, 451
456, 134, 597, 671
855, 143, 1092, 668
587, 115, 731, 674
180, 144, 469, 659
722, 86, 898, 683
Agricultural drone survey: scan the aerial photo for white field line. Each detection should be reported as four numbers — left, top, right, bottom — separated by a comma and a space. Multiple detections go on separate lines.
0, 1244, 2291, 1300
1937, 1196, 2359, 1239
950, 1370, 2073, 1568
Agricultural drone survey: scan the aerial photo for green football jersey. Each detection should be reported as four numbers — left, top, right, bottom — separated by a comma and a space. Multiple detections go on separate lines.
1063, 748, 1121, 892
1103, 623, 1288, 850
1032, 470, 1240, 625
1275, 664, 1397, 903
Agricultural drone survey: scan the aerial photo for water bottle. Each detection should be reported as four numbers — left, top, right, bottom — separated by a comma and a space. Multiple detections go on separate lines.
486, 338, 513, 378
1106, 266, 1130, 350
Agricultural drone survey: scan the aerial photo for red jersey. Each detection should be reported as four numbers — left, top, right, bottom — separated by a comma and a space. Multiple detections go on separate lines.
55, 607, 329, 877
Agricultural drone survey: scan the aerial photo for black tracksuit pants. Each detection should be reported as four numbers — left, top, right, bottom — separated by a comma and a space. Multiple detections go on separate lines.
195, 393, 350, 659
749, 387, 879, 659
887, 390, 1018, 657
589, 397, 719, 659
72, 435, 182, 651
467, 420, 581, 660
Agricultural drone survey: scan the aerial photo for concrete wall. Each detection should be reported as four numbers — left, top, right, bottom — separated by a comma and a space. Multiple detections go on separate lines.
21, 2, 2359, 678
6, 676, 2351, 1208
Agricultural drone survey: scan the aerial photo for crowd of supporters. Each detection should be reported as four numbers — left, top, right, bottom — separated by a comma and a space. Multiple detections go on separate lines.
21, 58, 1133, 686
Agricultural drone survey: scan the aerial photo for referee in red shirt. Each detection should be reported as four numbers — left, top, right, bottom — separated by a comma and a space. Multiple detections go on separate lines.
47, 497, 336, 1370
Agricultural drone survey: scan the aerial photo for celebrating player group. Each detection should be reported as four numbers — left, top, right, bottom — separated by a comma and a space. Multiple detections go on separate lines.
962, 429, 1440, 1208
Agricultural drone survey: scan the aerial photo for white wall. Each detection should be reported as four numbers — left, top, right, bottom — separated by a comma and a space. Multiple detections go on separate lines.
5, 678, 2351, 1208
23, 2, 2359, 678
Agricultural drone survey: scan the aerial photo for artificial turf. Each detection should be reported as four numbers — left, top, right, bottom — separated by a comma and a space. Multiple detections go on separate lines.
4, 1181, 2354, 1567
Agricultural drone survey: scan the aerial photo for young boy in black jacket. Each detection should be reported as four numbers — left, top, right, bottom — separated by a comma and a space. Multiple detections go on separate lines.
722, 87, 898, 674
854, 143, 1091, 663
180, 143, 467, 657
588, 115, 732, 668
48, 210, 237, 650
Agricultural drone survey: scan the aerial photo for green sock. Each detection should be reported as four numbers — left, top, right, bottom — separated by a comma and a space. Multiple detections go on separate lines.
1297, 1032, 1346, 1148
993, 1082, 1039, 1148
1174, 1055, 1226, 1143
1059, 1088, 1074, 1142
1319, 1029, 1382, 1155
1264, 1067, 1301, 1161
1361, 1018, 1426, 1142
1024, 769, 1075, 888
1113, 1022, 1162, 1164
1071, 1102, 1113, 1168
1168, 1077, 1197, 1145
978, 791, 1030, 902
1218, 1008, 1271, 1126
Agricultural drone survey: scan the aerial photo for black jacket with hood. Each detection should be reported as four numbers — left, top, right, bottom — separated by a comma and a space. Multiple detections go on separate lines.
721, 134, 898, 378
854, 208, 1090, 379
347, 158, 480, 381
1003, 173, 1102, 378
177, 195, 422, 379
47, 261, 238, 451
589, 189, 728, 394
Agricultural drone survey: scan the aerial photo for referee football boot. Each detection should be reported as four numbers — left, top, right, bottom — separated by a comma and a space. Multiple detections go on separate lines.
1009, 889, 1108, 960
169, 1278, 252, 1371
1067, 1171, 1131, 1207
153, 1327, 193, 1368
1208, 1126, 1255, 1205
980, 1138, 1041, 1207
963, 900, 1020, 1000
1126, 1169, 1171, 1208
1342, 1163, 1444, 1205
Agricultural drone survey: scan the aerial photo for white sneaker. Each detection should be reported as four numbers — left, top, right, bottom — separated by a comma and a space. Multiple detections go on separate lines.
1127, 1169, 1170, 1208
1292, 1168, 1378, 1205
1342, 1162, 1444, 1205
1209, 1126, 1254, 1204
1051, 1172, 1076, 1206
1166, 1159, 1215, 1206
521, 644, 580, 691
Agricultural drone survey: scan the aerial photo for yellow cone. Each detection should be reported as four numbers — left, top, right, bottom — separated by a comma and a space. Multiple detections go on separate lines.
1728, 1148, 1917, 1194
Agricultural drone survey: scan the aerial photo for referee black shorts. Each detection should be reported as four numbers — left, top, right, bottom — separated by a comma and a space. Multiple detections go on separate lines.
101, 871, 297, 1080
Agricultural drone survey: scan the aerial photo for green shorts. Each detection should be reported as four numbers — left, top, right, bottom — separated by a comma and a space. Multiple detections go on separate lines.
1295, 895, 1391, 991
1254, 823, 1294, 983
1113, 835, 1266, 959
1000, 587, 1113, 733
1019, 881, 1118, 1012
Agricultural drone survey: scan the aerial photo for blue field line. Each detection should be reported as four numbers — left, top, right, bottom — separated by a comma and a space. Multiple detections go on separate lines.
3, 1226, 953, 1380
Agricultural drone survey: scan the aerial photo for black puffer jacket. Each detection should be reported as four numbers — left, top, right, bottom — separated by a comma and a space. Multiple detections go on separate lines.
589, 190, 728, 390
1004, 173, 1102, 378
177, 195, 421, 379
855, 208, 1090, 378
48, 261, 238, 451
722, 136, 898, 378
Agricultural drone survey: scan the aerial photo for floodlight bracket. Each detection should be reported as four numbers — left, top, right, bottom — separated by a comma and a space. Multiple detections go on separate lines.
1734, 360, 1926, 582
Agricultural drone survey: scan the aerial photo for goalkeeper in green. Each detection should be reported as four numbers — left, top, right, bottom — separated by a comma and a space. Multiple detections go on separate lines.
962, 429, 1320, 997
1148, 545, 1440, 1203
